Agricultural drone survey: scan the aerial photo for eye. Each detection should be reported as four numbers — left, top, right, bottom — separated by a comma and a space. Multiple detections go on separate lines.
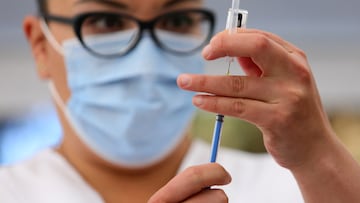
82, 14, 135, 35
158, 13, 196, 33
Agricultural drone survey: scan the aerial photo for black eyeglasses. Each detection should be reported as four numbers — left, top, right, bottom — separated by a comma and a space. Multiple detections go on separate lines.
41, 9, 215, 58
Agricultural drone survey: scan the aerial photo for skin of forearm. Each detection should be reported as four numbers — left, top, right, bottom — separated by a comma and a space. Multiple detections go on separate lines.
291, 134, 360, 203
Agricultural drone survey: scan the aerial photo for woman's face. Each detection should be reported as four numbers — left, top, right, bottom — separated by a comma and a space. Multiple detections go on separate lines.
36, 0, 203, 102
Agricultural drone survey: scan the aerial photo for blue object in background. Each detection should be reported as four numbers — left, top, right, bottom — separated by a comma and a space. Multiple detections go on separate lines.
0, 104, 62, 165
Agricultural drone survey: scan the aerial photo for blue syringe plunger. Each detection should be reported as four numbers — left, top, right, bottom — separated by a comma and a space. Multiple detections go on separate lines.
210, 115, 225, 163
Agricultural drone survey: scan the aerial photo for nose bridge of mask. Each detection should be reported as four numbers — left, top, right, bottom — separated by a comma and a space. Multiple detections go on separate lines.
125, 35, 179, 99
129, 34, 181, 79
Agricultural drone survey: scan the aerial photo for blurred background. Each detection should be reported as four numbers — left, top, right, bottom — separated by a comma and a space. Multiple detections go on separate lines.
0, 0, 359, 165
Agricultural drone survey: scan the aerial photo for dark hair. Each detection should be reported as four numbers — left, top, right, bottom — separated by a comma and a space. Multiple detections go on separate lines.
37, 0, 48, 15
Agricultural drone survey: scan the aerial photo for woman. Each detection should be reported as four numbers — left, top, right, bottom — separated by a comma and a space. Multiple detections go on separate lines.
1, 0, 360, 202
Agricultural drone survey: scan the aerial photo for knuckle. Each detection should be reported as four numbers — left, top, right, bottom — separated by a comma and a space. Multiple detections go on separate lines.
286, 89, 307, 117
297, 67, 312, 84
292, 62, 312, 83
253, 34, 270, 52
296, 48, 307, 59
230, 76, 246, 96
288, 88, 305, 105
288, 58, 312, 85
232, 100, 245, 117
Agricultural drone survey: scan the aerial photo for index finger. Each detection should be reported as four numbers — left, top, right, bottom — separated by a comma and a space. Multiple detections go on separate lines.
202, 29, 293, 76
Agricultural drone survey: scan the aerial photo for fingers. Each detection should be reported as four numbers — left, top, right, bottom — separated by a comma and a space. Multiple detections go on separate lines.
202, 29, 297, 76
185, 27, 327, 170
177, 74, 281, 103
191, 94, 273, 128
244, 29, 305, 56
148, 163, 231, 203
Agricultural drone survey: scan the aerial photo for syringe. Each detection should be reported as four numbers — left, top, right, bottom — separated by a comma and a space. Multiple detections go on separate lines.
209, 0, 248, 163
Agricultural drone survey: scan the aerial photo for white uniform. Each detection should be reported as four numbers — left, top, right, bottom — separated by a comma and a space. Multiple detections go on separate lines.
0, 139, 303, 203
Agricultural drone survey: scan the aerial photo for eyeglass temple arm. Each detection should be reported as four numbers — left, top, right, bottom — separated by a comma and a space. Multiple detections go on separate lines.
40, 14, 74, 25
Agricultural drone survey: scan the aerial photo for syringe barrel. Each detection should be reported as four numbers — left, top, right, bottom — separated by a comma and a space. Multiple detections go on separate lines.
226, 9, 249, 32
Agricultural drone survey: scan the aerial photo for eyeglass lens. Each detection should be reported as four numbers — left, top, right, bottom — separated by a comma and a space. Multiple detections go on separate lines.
79, 10, 212, 56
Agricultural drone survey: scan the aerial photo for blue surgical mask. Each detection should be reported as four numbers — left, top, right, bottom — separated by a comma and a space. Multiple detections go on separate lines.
45, 25, 205, 168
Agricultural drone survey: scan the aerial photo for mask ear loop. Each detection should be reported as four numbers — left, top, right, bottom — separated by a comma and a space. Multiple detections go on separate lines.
48, 81, 66, 110
39, 18, 65, 55
48, 81, 90, 147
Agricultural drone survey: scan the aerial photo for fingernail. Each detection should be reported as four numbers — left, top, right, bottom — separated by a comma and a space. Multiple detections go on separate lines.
193, 96, 203, 106
178, 74, 191, 87
202, 44, 212, 59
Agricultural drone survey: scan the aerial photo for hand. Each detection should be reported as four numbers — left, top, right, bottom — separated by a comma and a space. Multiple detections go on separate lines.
148, 163, 231, 203
177, 29, 336, 170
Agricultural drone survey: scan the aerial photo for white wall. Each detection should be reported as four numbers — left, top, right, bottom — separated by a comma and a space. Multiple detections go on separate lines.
1, 0, 359, 118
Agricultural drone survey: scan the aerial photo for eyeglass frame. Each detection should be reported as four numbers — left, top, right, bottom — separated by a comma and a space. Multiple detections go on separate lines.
40, 9, 216, 58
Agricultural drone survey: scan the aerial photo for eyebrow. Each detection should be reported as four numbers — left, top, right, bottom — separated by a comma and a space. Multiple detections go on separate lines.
74, 0, 201, 10
164, 0, 202, 8
74, 0, 128, 9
